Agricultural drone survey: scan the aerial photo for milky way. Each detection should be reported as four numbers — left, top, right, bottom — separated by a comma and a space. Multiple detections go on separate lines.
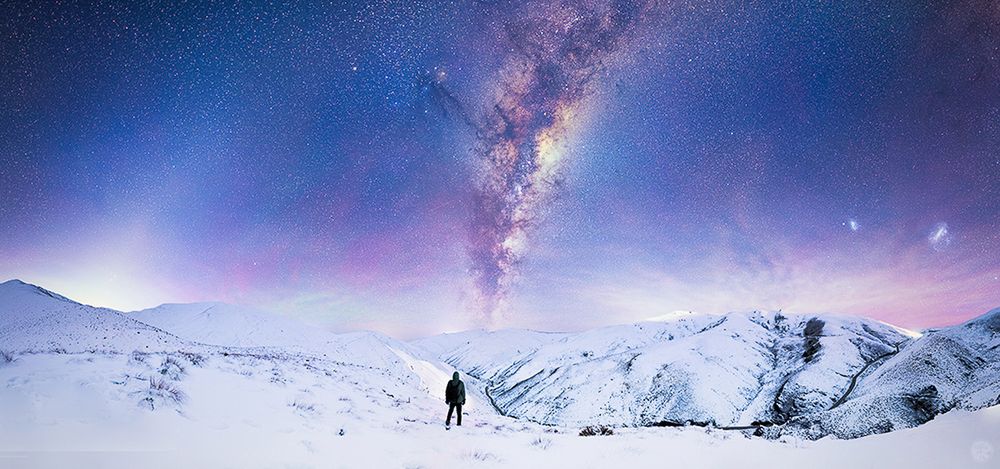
467, 0, 654, 320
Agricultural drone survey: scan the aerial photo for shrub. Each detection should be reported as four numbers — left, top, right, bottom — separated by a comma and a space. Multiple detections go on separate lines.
530, 437, 552, 449
129, 350, 147, 365
180, 352, 206, 367
290, 400, 319, 416
579, 425, 614, 436
150, 378, 185, 400
159, 356, 186, 380
0, 350, 14, 365
466, 450, 498, 462
269, 367, 286, 384
138, 377, 186, 410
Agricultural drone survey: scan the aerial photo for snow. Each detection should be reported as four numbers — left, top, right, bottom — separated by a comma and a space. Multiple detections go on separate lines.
1, 350, 997, 468
128, 300, 438, 373
129, 302, 330, 349
1, 279, 999, 467
793, 304, 1000, 439
415, 311, 923, 431
0, 279, 186, 353
410, 328, 569, 379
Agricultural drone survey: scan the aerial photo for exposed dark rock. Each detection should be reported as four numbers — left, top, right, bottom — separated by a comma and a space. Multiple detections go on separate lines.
903, 385, 950, 424
803, 318, 825, 363
579, 425, 614, 436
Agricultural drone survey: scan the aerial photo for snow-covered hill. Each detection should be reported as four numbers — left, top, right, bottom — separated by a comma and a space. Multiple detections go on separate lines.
0, 279, 430, 375
2, 344, 998, 468
784, 307, 1000, 439
414, 309, 1000, 439
2, 277, 999, 461
0, 279, 187, 353
129, 302, 331, 349
411, 328, 569, 379
128, 301, 447, 376
129, 298, 500, 413
0, 279, 481, 432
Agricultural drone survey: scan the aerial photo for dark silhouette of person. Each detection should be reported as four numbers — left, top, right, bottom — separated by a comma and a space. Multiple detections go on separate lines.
445, 371, 466, 426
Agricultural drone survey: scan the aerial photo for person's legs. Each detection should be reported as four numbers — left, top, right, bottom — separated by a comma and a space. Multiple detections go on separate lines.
446, 403, 455, 425
456, 404, 462, 426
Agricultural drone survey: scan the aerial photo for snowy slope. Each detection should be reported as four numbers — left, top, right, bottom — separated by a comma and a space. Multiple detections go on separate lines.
0, 279, 186, 353
0, 280, 480, 425
127, 299, 499, 420
414, 311, 921, 429
416, 308, 1000, 440
129, 302, 332, 349
783, 307, 1000, 439
4, 278, 999, 448
129, 302, 444, 375
0, 279, 504, 469
2, 349, 998, 468
411, 328, 569, 380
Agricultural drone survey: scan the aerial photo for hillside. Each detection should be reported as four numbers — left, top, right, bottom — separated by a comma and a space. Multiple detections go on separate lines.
2, 278, 998, 450
0, 279, 186, 353
412, 309, 998, 438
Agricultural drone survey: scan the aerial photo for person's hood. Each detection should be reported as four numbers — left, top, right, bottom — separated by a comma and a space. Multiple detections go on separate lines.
452, 371, 460, 381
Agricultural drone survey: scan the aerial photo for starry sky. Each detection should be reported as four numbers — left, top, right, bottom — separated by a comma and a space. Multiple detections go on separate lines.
2, 0, 998, 337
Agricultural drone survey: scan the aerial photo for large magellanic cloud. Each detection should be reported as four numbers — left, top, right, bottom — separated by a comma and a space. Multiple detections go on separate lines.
467, 0, 656, 321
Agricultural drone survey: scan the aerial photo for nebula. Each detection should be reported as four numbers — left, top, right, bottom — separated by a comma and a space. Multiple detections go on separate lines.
467, 0, 654, 321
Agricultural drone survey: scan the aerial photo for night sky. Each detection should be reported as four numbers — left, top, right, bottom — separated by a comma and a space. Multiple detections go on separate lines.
2, 0, 998, 337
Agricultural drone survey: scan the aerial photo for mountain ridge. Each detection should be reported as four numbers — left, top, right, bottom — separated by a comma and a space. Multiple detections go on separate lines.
412, 309, 1000, 439
2, 278, 998, 440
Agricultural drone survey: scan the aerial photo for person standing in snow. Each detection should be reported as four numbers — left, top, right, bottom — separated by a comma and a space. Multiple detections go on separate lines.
445, 371, 466, 427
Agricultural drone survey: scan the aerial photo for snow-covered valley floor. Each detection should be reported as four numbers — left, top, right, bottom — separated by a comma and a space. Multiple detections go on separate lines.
1, 350, 997, 469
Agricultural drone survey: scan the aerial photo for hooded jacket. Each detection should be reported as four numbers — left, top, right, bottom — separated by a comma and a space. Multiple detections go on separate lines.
445, 372, 466, 405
